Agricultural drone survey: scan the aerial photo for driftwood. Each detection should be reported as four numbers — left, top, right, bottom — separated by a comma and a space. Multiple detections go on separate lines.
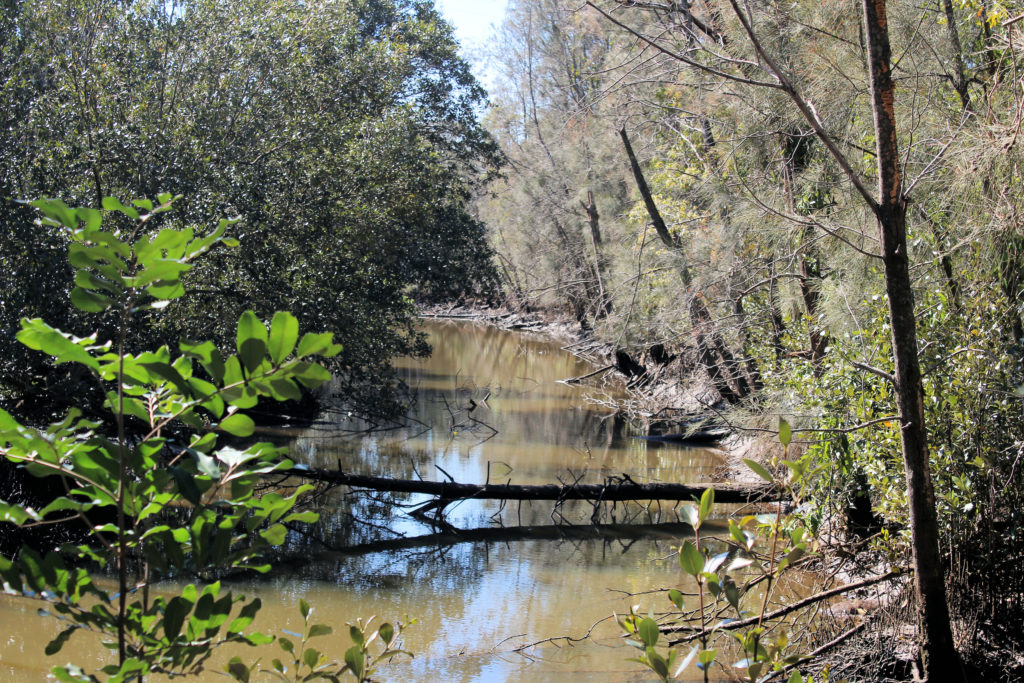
284, 467, 777, 503
666, 571, 901, 643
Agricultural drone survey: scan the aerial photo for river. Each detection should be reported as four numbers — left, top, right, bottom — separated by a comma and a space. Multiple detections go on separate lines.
0, 319, 783, 681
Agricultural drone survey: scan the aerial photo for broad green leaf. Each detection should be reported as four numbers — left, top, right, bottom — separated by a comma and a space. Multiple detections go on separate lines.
296, 332, 342, 359
637, 617, 659, 647
344, 646, 365, 679
237, 311, 268, 374
259, 525, 287, 546
679, 541, 704, 576
308, 624, 332, 638
164, 596, 192, 640
268, 312, 299, 364
219, 413, 255, 437
101, 196, 140, 220
17, 319, 102, 371
0, 501, 40, 525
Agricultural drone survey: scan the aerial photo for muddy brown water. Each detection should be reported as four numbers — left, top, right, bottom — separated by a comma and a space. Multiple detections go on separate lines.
0, 320, 803, 681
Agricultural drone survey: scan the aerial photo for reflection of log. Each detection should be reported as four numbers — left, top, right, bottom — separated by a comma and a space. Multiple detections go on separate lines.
284, 467, 777, 503
300, 521, 724, 558
635, 429, 730, 444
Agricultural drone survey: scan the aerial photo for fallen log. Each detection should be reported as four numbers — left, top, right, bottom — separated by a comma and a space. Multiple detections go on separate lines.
283, 467, 778, 503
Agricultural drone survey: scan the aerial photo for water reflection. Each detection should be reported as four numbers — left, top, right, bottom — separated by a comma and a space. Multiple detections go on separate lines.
266, 320, 733, 681
1, 320, 741, 681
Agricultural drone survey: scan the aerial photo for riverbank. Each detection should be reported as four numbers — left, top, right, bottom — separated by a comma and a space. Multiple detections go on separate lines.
417, 301, 943, 682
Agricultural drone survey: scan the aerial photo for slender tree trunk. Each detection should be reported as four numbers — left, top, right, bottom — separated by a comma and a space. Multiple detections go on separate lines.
582, 190, 612, 316
619, 127, 750, 402
940, 0, 972, 111
863, 0, 962, 677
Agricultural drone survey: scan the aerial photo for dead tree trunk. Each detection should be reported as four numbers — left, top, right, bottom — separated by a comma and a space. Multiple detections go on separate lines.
619, 127, 751, 403
581, 190, 612, 316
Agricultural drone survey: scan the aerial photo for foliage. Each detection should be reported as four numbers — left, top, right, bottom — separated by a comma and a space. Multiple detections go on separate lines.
0, 0, 501, 417
0, 197, 408, 681
226, 600, 414, 683
619, 426, 820, 682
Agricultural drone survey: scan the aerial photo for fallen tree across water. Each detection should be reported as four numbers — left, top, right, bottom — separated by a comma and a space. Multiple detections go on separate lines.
283, 467, 778, 504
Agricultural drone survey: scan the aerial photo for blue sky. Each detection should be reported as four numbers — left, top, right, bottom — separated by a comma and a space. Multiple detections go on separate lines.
435, 0, 508, 89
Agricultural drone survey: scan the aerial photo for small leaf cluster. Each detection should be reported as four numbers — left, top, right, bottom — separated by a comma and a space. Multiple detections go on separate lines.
621, 427, 819, 681
227, 600, 414, 683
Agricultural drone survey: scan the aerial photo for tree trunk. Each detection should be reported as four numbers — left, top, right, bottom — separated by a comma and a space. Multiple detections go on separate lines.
863, 0, 962, 677
582, 190, 612, 316
619, 126, 751, 403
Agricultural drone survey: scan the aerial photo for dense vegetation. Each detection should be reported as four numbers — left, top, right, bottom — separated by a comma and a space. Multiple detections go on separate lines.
482, 0, 1024, 679
0, 0, 501, 417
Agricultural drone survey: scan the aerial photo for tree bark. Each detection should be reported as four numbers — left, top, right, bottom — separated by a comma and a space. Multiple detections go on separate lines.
862, 0, 962, 677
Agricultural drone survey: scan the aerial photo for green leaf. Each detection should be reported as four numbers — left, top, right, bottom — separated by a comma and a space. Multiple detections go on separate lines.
303, 647, 319, 668
646, 647, 669, 679
637, 617, 659, 648
101, 196, 140, 220
698, 487, 714, 525
344, 646, 365, 679
679, 541, 704, 576
697, 649, 716, 669
0, 501, 41, 525
17, 319, 102, 371
259, 525, 287, 546
220, 413, 255, 437
268, 312, 299, 364
70, 288, 114, 312
226, 657, 251, 683
379, 622, 394, 644
296, 332, 342, 359
668, 588, 684, 610
778, 418, 792, 447
308, 624, 332, 638
164, 595, 192, 641
299, 598, 311, 620
743, 458, 775, 484
237, 311, 268, 373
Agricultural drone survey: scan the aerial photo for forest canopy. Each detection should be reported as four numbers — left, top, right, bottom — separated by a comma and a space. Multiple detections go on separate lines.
0, 0, 501, 414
